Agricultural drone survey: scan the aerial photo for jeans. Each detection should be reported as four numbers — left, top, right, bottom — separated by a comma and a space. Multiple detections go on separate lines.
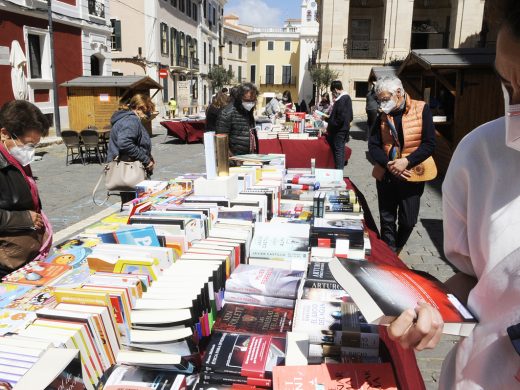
326, 131, 349, 170
376, 176, 425, 251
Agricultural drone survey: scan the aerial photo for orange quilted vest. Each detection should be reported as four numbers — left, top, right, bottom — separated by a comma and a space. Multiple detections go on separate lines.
380, 95, 425, 158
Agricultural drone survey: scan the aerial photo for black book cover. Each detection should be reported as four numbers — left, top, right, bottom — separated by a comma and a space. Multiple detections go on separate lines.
304, 262, 343, 290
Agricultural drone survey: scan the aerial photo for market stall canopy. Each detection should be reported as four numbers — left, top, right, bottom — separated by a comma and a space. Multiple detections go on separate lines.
368, 66, 398, 83
397, 48, 496, 72
60, 75, 162, 90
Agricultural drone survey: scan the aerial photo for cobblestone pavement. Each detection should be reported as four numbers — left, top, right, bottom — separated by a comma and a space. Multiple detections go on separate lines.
34, 118, 457, 389
346, 117, 458, 390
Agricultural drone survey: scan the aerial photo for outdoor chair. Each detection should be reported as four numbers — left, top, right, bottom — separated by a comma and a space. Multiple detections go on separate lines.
61, 130, 85, 165
80, 128, 105, 164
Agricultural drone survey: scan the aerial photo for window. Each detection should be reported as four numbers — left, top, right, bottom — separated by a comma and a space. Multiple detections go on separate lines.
160, 23, 169, 55
28, 34, 42, 79
26, 29, 50, 80
307, 10, 312, 22
212, 6, 216, 26
179, 32, 186, 58
193, 38, 198, 59
354, 81, 369, 98
170, 27, 177, 65
110, 19, 122, 51
238, 66, 242, 82
284, 41, 290, 51
238, 43, 242, 59
179, 0, 185, 12
192, 2, 197, 21
265, 65, 274, 84
250, 65, 256, 84
228, 65, 232, 74
186, 0, 191, 17
282, 65, 291, 84
203, 0, 207, 18
171, 0, 177, 6
251, 41, 256, 51
209, 43, 212, 65
267, 41, 274, 50
204, 42, 207, 64
213, 46, 215, 65
228, 41, 232, 53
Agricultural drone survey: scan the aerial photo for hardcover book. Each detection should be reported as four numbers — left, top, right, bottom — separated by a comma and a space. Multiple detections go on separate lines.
213, 304, 293, 338
328, 258, 478, 336
304, 262, 344, 290
225, 264, 303, 299
203, 332, 285, 378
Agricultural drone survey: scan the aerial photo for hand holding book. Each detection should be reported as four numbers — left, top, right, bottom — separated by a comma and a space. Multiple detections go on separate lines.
387, 302, 444, 351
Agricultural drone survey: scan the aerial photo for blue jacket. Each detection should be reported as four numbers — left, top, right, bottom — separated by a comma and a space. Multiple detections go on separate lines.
107, 110, 152, 165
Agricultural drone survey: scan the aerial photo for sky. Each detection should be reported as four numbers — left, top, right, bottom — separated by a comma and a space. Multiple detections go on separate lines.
225, 0, 302, 28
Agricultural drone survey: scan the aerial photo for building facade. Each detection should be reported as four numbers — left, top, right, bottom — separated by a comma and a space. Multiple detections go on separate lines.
298, 0, 319, 105
0, 0, 112, 129
317, 0, 487, 114
110, 0, 226, 114
222, 15, 249, 86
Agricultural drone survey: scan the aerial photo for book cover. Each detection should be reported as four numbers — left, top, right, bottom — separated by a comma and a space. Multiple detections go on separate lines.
101, 364, 186, 390
5, 286, 56, 311
224, 291, 295, 309
201, 371, 272, 388
0, 284, 34, 308
2, 262, 71, 286
250, 223, 309, 260
115, 226, 161, 247
0, 309, 37, 335
213, 304, 293, 338
225, 264, 303, 299
304, 262, 344, 290
203, 332, 285, 378
292, 300, 343, 344
43, 247, 93, 269
273, 362, 397, 390
328, 258, 478, 336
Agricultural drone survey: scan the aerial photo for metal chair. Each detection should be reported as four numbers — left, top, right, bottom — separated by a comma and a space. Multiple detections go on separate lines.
80, 128, 104, 164
61, 130, 85, 165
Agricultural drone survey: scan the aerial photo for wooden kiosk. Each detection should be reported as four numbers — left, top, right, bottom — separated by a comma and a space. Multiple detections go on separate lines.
395, 48, 502, 173
61, 75, 163, 134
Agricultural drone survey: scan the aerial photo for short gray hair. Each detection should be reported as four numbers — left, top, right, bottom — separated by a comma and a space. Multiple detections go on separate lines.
374, 76, 404, 95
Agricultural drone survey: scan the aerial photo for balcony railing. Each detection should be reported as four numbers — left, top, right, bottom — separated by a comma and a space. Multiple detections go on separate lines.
308, 48, 318, 70
88, 0, 105, 18
190, 57, 200, 70
344, 39, 386, 60
177, 55, 189, 68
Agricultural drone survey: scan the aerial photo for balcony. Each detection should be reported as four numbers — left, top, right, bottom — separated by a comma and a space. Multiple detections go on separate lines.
308, 48, 318, 71
88, 0, 105, 18
190, 57, 200, 70
177, 55, 189, 68
344, 39, 386, 60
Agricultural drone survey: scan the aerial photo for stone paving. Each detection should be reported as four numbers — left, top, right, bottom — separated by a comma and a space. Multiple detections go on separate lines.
34, 117, 458, 389
346, 117, 458, 390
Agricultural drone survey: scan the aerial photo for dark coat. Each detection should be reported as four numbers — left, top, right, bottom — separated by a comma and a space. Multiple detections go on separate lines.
215, 101, 256, 156
0, 149, 44, 275
107, 110, 152, 165
205, 104, 222, 132
327, 94, 353, 137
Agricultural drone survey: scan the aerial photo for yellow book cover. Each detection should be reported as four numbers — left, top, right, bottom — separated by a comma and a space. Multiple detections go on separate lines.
114, 258, 160, 281
80, 286, 132, 328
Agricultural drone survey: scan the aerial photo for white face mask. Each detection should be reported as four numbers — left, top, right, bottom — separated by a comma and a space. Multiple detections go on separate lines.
10, 144, 36, 166
242, 102, 255, 111
502, 83, 520, 151
380, 98, 397, 114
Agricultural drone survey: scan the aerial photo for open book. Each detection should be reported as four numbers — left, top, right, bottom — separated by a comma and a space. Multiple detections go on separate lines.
328, 258, 477, 336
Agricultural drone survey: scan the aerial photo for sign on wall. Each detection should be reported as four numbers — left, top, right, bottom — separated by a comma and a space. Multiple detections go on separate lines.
177, 81, 191, 108
0, 46, 10, 66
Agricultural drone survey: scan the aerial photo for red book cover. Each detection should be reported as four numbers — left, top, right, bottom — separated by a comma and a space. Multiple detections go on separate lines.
328, 258, 478, 336
203, 332, 285, 379
213, 304, 293, 338
273, 363, 397, 390
2, 261, 71, 286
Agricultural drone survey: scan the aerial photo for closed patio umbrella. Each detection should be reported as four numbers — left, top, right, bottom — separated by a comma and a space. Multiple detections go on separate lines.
10, 40, 28, 100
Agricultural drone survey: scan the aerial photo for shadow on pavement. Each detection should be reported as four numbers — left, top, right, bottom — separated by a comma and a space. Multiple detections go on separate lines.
420, 218, 447, 260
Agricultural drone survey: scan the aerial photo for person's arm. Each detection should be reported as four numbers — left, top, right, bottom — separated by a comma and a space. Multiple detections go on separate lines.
117, 118, 151, 165
405, 104, 436, 167
368, 115, 389, 167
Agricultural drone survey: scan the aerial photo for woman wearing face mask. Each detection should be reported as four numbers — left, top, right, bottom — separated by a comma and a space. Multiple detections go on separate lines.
216, 83, 259, 156
0, 100, 52, 277
282, 90, 295, 113
386, 2, 520, 389
368, 76, 435, 254
107, 94, 155, 204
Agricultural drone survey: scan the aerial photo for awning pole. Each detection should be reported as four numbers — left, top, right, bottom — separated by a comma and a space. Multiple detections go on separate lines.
47, 0, 61, 136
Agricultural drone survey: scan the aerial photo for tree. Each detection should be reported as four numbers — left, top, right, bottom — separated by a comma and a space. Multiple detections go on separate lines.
207, 66, 234, 93
310, 65, 340, 97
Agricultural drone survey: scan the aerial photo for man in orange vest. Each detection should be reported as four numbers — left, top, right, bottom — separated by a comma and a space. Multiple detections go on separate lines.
368, 76, 435, 254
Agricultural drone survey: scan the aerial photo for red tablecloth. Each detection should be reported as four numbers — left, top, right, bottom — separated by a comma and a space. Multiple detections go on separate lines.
258, 137, 352, 169
161, 120, 206, 143
346, 179, 426, 390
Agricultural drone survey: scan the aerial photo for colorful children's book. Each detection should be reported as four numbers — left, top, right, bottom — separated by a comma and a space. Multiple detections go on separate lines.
0, 283, 34, 308
44, 247, 93, 269
0, 309, 37, 335
2, 261, 71, 286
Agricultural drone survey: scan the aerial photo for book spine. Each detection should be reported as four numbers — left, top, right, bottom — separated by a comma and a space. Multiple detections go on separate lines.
224, 291, 295, 309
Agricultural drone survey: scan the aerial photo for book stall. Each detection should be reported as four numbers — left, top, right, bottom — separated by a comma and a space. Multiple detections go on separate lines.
0, 133, 477, 390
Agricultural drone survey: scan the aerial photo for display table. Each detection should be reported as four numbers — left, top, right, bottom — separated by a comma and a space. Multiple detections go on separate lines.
161, 120, 206, 143
348, 178, 426, 390
258, 137, 352, 169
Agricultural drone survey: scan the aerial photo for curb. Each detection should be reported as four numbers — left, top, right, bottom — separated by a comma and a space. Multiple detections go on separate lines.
38, 136, 63, 148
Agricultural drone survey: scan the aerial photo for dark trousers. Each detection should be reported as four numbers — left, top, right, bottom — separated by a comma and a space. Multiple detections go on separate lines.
366, 109, 378, 139
376, 177, 425, 252
326, 131, 349, 170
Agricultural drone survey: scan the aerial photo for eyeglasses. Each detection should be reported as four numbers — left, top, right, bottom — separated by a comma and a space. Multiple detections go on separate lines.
376, 94, 393, 104
10, 135, 40, 149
